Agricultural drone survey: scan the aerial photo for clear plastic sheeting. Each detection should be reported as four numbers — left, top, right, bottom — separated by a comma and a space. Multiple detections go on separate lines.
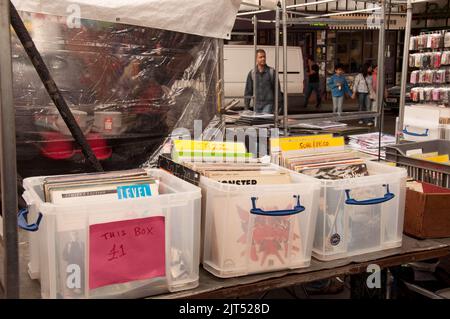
12, 0, 241, 40
13, 12, 218, 177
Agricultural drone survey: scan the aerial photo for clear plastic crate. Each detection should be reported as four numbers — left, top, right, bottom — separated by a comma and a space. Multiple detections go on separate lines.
312, 161, 407, 261
22, 169, 201, 299
200, 166, 321, 278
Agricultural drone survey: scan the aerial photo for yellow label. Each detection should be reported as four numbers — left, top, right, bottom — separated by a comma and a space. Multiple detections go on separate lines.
173, 140, 247, 153
425, 155, 450, 163
273, 136, 345, 152
410, 152, 439, 159
384, 162, 397, 167
270, 134, 334, 149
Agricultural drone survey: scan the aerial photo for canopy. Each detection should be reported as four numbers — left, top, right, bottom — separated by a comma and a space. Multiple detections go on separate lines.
12, 0, 242, 39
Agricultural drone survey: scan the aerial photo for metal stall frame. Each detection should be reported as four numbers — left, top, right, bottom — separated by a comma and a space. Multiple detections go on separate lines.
397, 0, 441, 143
0, 0, 19, 298
235, 0, 406, 136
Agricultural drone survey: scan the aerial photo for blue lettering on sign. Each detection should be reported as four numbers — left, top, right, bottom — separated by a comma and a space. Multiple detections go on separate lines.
117, 184, 152, 200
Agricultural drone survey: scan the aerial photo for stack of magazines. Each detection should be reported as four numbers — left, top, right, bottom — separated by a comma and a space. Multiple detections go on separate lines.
348, 132, 396, 159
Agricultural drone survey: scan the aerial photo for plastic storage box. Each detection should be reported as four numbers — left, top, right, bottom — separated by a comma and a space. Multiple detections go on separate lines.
402, 124, 442, 142
403, 105, 450, 142
312, 160, 407, 261
22, 169, 201, 299
385, 140, 450, 188
201, 166, 320, 278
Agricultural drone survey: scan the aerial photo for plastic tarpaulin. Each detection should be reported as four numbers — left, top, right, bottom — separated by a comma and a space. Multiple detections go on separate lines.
11, 0, 241, 39
13, 12, 219, 177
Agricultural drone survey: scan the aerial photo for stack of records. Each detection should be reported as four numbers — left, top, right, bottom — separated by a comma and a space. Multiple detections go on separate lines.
234, 111, 274, 126
42, 169, 159, 204
282, 149, 370, 180
290, 120, 348, 130
181, 161, 292, 185
348, 132, 396, 159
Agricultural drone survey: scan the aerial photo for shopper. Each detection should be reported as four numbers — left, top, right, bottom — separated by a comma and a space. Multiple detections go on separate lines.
352, 62, 375, 126
303, 56, 321, 108
244, 49, 283, 114
372, 64, 378, 94
327, 64, 352, 115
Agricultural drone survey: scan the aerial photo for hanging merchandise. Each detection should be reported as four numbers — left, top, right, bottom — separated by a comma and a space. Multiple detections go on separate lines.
442, 51, 450, 65
415, 53, 422, 67
408, 31, 450, 107
424, 87, 433, 102
410, 32, 447, 50
432, 88, 441, 102
410, 70, 419, 84
422, 53, 432, 68
409, 36, 416, 51
433, 52, 442, 68
430, 33, 443, 49
445, 32, 450, 48
435, 70, 446, 84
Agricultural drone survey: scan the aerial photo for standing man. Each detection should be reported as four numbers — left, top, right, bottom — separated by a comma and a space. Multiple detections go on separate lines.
303, 56, 321, 108
244, 49, 283, 114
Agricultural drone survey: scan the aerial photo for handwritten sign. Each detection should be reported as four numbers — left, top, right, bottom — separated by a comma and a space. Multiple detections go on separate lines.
173, 140, 247, 153
89, 216, 165, 290
270, 134, 334, 151
277, 136, 344, 152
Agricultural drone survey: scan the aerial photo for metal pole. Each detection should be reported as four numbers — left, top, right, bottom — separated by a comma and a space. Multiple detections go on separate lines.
9, 3, 103, 172
397, 0, 412, 143
274, 5, 280, 129
376, 0, 386, 127
378, 0, 392, 161
282, 0, 288, 135
253, 15, 258, 111
218, 39, 225, 136
0, 0, 19, 298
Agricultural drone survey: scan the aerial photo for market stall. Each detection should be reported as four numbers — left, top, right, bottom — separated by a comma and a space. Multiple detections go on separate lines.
1, 0, 450, 300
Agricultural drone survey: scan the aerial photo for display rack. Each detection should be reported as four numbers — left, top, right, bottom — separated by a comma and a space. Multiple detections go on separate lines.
408, 31, 450, 107
397, 0, 445, 143
230, 0, 406, 136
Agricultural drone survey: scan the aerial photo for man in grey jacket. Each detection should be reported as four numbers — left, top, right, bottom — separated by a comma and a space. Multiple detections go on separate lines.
244, 49, 283, 114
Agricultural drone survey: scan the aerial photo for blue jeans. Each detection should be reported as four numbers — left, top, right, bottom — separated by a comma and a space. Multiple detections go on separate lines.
255, 103, 273, 114
332, 96, 344, 114
358, 92, 372, 123
303, 82, 321, 107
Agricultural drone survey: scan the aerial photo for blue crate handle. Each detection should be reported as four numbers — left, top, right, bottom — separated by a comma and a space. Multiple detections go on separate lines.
250, 195, 305, 216
345, 184, 395, 206
402, 126, 429, 137
17, 208, 42, 232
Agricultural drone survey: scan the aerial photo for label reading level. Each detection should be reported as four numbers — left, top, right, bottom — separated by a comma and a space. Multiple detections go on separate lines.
117, 184, 151, 200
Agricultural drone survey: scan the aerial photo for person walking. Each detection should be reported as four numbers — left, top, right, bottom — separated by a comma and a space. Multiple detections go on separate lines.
303, 56, 321, 108
244, 49, 283, 114
352, 63, 375, 126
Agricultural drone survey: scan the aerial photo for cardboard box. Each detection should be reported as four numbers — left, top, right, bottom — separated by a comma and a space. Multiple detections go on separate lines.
404, 186, 450, 239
